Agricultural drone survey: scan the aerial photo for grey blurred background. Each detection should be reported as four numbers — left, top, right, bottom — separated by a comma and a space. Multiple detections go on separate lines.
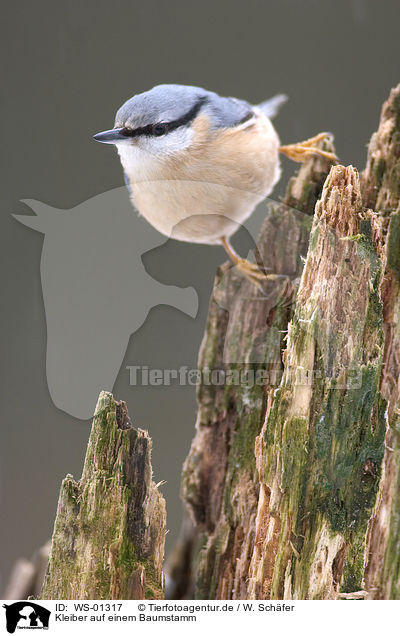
1, 0, 400, 593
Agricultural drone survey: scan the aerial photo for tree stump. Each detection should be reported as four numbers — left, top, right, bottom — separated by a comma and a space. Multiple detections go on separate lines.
33, 86, 400, 602
40, 391, 166, 599
178, 85, 400, 600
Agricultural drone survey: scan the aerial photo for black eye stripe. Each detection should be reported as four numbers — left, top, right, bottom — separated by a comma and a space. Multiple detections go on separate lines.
121, 96, 207, 138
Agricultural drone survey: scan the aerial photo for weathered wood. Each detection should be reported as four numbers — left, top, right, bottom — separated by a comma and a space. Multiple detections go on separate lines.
249, 164, 385, 599
361, 86, 400, 600
178, 85, 400, 599
180, 137, 336, 599
40, 391, 166, 599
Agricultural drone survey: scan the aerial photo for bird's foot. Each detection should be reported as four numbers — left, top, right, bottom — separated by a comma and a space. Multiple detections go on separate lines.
279, 132, 338, 163
220, 237, 291, 293
234, 258, 290, 294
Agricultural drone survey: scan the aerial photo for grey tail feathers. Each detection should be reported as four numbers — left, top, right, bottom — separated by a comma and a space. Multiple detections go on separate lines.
256, 94, 288, 119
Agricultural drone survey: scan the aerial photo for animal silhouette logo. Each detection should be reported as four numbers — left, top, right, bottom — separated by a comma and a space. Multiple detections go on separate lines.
2, 602, 50, 633
14, 186, 198, 419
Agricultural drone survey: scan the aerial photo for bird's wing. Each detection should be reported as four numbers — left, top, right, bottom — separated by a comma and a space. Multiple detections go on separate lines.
256, 94, 288, 119
208, 92, 287, 128
205, 94, 255, 129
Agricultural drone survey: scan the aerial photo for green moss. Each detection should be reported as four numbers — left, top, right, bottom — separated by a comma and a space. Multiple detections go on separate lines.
340, 234, 364, 242
263, 388, 290, 456
393, 91, 400, 130
220, 380, 265, 517
387, 208, 400, 280
285, 172, 330, 216
299, 182, 313, 210
62, 475, 79, 500
281, 417, 309, 494
233, 387, 264, 466
374, 158, 386, 190
340, 533, 366, 593
377, 413, 400, 598
185, 148, 394, 598
42, 392, 164, 600
313, 366, 386, 533
388, 161, 400, 200
261, 319, 386, 597
309, 225, 320, 253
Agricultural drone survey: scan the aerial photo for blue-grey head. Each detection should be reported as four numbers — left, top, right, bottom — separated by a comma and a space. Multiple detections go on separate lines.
93, 84, 256, 158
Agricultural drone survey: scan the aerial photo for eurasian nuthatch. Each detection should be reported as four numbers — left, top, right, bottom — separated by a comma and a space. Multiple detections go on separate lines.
94, 84, 336, 286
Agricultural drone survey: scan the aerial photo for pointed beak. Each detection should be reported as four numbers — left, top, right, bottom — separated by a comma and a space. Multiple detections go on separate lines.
93, 128, 126, 144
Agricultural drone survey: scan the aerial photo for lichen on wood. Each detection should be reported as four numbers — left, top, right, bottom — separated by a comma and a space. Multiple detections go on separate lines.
361, 85, 400, 600
180, 138, 336, 599
40, 391, 166, 600
251, 165, 386, 599
177, 84, 400, 600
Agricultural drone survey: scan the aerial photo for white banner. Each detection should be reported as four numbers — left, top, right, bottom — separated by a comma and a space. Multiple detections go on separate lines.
1, 599, 399, 635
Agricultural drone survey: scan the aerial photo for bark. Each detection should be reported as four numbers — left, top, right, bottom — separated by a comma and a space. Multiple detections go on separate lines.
361, 87, 400, 600
40, 391, 166, 600
178, 85, 400, 599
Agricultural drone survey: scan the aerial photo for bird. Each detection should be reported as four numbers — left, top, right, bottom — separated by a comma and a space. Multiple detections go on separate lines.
93, 84, 336, 287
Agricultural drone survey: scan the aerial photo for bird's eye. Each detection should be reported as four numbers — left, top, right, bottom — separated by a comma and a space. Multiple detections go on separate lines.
152, 123, 169, 136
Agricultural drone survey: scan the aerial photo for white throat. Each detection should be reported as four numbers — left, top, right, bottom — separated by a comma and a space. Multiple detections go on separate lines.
116, 126, 194, 183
